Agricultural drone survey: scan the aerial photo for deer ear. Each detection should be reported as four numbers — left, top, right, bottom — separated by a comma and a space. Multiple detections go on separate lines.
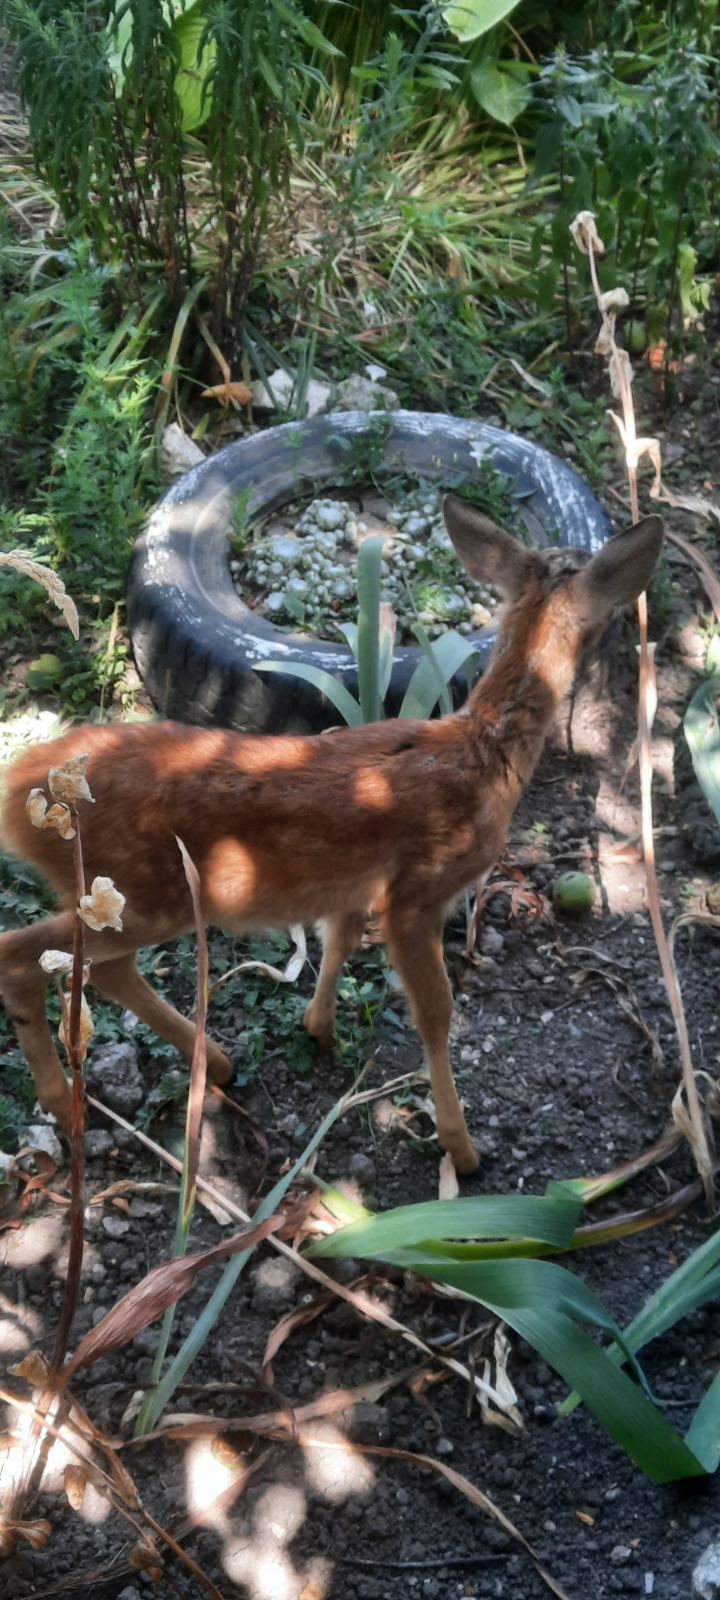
578, 515, 664, 623
442, 493, 534, 598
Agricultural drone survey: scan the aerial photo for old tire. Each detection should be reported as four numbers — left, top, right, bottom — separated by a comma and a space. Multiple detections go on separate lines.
128, 409, 612, 733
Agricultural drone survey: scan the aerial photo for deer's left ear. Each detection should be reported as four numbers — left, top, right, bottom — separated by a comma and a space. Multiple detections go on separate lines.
576, 515, 664, 623
442, 493, 537, 598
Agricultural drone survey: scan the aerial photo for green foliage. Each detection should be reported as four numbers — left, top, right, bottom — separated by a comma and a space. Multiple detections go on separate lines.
5, 0, 329, 358
532, 27, 719, 344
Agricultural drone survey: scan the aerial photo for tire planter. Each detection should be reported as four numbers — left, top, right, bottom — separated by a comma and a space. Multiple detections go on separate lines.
128, 410, 612, 734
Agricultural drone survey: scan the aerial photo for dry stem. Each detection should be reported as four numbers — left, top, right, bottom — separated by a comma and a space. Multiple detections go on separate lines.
573, 214, 714, 1209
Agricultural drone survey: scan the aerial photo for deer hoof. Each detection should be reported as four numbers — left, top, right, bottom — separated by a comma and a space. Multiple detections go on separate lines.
303, 1005, 335, 1052
207, 1045, 234, 1086
444, 1133, 480, 1176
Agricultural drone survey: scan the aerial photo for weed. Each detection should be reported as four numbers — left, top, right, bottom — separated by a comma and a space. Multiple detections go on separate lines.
230, 487, 252, 557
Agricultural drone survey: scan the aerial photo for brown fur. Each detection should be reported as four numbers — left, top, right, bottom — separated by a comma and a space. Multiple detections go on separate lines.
0, 502, 663, 1170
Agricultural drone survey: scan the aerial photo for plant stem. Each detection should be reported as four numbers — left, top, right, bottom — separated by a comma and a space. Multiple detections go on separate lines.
52, 819, 87, 1369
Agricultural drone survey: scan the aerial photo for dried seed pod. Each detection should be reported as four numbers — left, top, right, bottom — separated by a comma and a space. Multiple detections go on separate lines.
78, 876, 125, 933
48, 753, 94, 806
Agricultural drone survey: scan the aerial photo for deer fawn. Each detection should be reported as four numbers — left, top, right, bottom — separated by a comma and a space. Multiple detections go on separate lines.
0, 498, 663, 1172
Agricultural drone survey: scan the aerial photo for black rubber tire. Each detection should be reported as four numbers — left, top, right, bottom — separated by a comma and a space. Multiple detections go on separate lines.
128, 410, 612, 734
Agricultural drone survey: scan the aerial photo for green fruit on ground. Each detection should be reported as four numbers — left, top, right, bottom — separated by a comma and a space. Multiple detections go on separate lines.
553, 871, 597, 916
26, 653, 63, 687
627, 321, 647, 355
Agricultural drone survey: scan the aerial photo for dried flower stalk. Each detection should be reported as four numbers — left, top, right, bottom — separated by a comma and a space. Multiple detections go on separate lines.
571, 211, 714, 1207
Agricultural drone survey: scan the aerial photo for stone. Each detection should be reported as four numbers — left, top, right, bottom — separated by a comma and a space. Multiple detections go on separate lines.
348, 1151, 376, 1187
480, 926, 505, 957
251, 1255, 300, 1313
24, 1124, 63, 1164
610, 1547, 633, 1564
250, 370, 331, 417
85, 1129, 115, 1159
88, 1042, 145, 1116
694, 1541, 720, 1598
331, 374, 399, 412
161, 422, 205, 480
341, 1401, 390, 1446
102, 1214, 130, 1239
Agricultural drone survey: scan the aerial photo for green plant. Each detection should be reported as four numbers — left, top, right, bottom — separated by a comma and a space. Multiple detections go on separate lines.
309, 1188, 720, 1483
6, 0, 338, 362
532, 27, 719, 347
255, 532, 481, 724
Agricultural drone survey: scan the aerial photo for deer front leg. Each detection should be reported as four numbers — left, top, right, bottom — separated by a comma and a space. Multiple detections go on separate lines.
385, 909, 479, 1175
304, 911, 367, 1051
90, 952, 233, 1085
0, 914, 77, 1133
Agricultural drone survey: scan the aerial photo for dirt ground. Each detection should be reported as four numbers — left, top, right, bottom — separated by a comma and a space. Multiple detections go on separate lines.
1, 354, 720, 1600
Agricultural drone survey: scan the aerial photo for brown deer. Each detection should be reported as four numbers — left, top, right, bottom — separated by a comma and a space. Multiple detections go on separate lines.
0, 499, 663, 1172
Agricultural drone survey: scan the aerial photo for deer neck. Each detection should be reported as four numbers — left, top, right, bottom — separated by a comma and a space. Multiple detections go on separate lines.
465, 612, 579, 795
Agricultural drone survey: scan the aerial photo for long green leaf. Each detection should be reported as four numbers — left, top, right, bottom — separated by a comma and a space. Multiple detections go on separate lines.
337, 621, 359, 660
356, 535, 387, 723
400, 628, 480, 719
428, 1259, 711, 1483
254, 660, 362, 727
378, 603, 397, 703
562, 1229, 720, 1416
137, 1091, 351, 1434
308, 1193, 582, 1258
400, 611, 451, 713
683, 674, 720, 826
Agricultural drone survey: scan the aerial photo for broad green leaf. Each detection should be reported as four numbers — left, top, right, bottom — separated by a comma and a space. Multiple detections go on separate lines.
254, 660, 362, 727
401, 616, 453, 718
308, 1193, 582, 1258
470, 61, 531, 126
357, 535, 387, 724
685, 1371, 720, 1466
683, 675, 720, 826
173, 3, 216, 131
442, 0, 523, 42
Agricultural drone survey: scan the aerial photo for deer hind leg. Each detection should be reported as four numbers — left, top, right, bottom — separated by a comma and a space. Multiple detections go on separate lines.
385, 909, 479, 1175
304, 911, 367, 1051
90, 952, 233, 1086
0, 913, 77, 1133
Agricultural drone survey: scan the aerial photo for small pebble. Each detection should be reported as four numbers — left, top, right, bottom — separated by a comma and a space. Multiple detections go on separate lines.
102, 1215, 130, 1239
